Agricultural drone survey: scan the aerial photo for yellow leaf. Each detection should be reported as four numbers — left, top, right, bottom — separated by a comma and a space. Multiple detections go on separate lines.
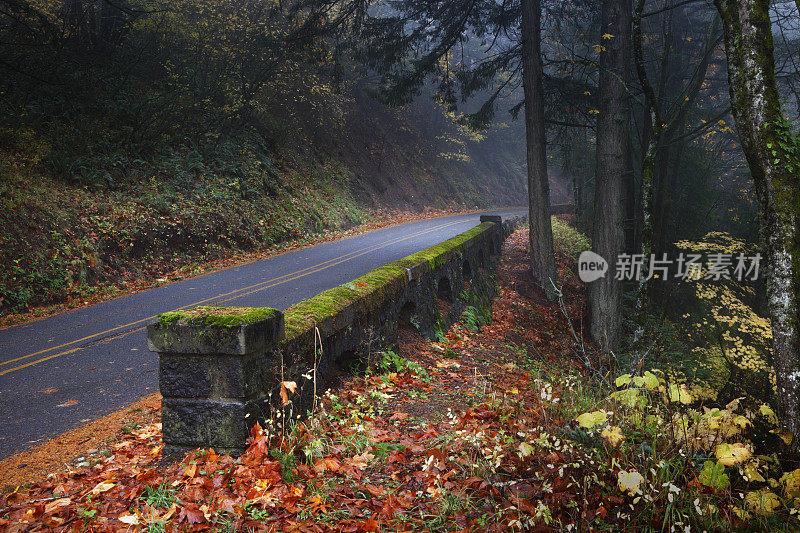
611, 388, 641, 407
668, 383, 693, 404
602, 33, 614, 40
760, 404, 778, 425
741, 460, 765, 483
715, 442, 751, 466
617, 470, 644, 495
642, 371, 660, 389
91, 480, 116, 495
614, 374, 631, 387
745, 490, 780, 516
732, 415, 751, 429
780, 469, 800, 498
588, 109, 600, 115
601, 426, 625, 448
725, 397, 743, 411
576, 411, 607, 429
731, 506, 749, 520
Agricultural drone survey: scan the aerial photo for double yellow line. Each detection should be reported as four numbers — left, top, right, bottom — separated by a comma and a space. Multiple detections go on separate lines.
0, 214, 499, 377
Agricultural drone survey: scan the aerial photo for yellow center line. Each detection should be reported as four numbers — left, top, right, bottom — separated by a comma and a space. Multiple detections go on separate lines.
0, 218, 461, 369
214, 219, 475, 303
0, 213, 517, 377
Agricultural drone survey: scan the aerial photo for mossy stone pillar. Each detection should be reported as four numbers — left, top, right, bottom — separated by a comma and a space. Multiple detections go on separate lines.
147, 307, 284, 455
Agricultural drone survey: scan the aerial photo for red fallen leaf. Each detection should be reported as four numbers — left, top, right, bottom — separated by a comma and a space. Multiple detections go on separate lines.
181, 485, 207, 501
363, 484, 384, 497
284, 519, 323, 532
280, 381, 297, 406
379, 493, 411, 518
217, 497, 238, 514
178, 504, 205, 525
184, 463, 197, 478
388, 411, 410, 422
387, 450, 407, 465
461, 476, 485, 487
57, 400, 78, 407
357, 514, 380, 532
43, 497, 71, 514
596, 505, 608, 518
313, 456, 341, 474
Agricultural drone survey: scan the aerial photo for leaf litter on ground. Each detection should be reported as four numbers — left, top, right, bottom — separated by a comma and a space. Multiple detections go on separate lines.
5, 226, 781, 532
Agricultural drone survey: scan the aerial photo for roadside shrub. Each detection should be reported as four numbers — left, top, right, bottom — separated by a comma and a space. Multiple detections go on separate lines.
551, 216, 590, 267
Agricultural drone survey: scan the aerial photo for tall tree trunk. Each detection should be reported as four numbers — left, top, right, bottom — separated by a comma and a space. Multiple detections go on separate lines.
625, 134, 636, 254
521, 0, 557, 301
634, 0, 663, 314
589, 0, 632, 352
715, 0, 800, 437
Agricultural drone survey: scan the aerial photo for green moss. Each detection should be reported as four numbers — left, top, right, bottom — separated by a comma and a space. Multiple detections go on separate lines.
157, 306, 278, 327
282, 222, 496, 341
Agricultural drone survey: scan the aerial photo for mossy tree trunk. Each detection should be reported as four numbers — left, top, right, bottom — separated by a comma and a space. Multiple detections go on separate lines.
589, 0, 632, 352
521, 0, 557, 301
714, 0, 800, 437
633, 0, 661, 299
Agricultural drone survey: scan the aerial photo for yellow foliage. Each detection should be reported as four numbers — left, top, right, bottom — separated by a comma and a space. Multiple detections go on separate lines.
617, 470, 644, 495
760, 404, 779, 425
601, 426, 624, 448
744, 490, 781, 516
780, 469, 800, 498
673, 405, 748, 451
668, 383, 693, 404
740, 460, 766, 483
715, 442, 751, 466
576, 411, 607, 429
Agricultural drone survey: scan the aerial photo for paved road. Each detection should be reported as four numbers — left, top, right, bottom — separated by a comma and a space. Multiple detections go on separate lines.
0, 209, 525, 459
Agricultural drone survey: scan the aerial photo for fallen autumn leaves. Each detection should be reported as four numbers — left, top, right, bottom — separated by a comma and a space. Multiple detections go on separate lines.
3, 227, 764, 532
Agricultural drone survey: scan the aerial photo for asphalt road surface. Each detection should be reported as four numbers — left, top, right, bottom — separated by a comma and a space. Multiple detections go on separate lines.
0, 209, 526, 460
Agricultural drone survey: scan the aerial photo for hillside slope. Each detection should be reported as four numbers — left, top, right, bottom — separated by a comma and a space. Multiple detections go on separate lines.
0, 83, 567, 319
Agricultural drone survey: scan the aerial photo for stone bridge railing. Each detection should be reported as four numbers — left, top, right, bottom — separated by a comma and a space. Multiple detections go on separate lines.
147, 215, 524, 455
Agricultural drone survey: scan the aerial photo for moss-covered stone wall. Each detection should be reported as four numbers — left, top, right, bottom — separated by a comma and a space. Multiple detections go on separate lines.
147, 215, 524, 455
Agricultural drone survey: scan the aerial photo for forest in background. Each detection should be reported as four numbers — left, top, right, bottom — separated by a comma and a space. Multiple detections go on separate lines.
0, 0, 565, 317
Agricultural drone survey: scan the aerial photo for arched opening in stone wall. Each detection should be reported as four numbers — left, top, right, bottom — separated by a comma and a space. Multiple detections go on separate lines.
437, 277, 453, 320
335, 349, 360, 373
397, 301, 423, 360
399, 301, 418, 332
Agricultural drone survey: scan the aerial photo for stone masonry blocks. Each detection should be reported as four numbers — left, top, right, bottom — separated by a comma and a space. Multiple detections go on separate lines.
148, 215, 525, 455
